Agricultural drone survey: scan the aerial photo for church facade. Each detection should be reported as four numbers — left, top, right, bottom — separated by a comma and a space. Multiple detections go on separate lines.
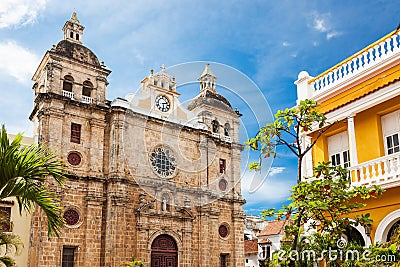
28, 13, 245, 267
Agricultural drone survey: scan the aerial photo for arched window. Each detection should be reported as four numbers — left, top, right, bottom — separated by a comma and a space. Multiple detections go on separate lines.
76, 33, 79, 41
211, 119, 219, 133
82, 81, 93, 97
224, 123, 230, 136
63, 75, 74, 92
69, 32, 74, 38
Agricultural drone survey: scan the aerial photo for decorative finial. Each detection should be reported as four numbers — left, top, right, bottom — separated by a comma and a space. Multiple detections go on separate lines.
200, 63, 215, 77
70, 12, 80, 24
160, 64, 165, 71
150, 69, 154, 75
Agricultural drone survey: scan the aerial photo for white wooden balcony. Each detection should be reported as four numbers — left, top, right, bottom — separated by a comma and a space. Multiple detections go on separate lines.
82, 95, 93, 104
350, 151, 400, 189
62, 90, 74, 99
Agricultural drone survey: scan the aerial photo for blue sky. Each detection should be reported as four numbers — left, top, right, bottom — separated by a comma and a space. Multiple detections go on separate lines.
1, 0, 399, 215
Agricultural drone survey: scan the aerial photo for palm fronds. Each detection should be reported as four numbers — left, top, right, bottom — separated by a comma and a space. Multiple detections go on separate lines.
0, 125, 66, 237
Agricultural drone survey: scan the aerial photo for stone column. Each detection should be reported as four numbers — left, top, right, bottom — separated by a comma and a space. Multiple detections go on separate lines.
302, 135, 313, 178
232, 205, 245, 267
181, 219, 193, 267
82, 186, 105, 267
347, 116, 358, 166
197, 207, 211, 267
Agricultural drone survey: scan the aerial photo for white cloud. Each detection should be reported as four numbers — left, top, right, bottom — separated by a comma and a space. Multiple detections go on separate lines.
268, 166, 285, 176
282, 41, 290, 47
313, 18, 328, 32
241, 167, 294, 205
0, 40, 39, 84
0, 0, 46, 28
326, 31, 342, 40
308, 11, 342, 40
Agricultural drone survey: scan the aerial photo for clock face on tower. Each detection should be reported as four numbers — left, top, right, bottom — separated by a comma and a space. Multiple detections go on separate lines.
155, 95, 170, 112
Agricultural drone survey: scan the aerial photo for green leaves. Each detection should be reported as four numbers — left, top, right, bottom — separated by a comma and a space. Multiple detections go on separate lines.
0, 232, 23, 267
0, 125, 66, 237
246, 99, 329, 175
123, 254, 143, 266
260, 162, 387, 266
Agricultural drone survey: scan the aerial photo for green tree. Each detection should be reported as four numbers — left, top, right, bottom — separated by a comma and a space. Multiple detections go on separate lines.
0, 125, 66, 266
266, 163, 383, 267
246, 100, 386, 266
247, 100, 333, 263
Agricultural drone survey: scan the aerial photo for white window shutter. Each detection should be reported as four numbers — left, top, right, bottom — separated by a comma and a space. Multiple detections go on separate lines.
381, 110, 400, 136
328, 131, 349, 155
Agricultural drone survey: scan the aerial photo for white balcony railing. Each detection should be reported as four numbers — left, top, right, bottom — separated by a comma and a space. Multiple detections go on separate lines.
224, 136, 232, 143
350, 152, 400, 188
62, 90, 74, 99
309, 30, 400, 96
82, 95, 93, 104
212, 133, 220, 139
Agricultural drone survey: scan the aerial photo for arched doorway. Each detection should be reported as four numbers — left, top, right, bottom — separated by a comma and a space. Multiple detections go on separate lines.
151, 234, 178, 267
344, 226, 365, 246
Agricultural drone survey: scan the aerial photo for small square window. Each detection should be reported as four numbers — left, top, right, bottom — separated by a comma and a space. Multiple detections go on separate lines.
71, 123, 81, 144
62, 247, 75, 267
330, 150, 350, 168
220, 254, 228, 267
387, 133, 400, 155
219, 159, 226, 174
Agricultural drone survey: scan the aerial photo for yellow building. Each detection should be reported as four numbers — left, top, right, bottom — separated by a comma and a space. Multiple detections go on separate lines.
295, 28, 400, 245
1, 134, 34, 267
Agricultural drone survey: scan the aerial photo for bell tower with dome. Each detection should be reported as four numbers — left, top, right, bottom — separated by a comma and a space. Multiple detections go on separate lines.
29, 12, 112, 267
28, 13, 245, 267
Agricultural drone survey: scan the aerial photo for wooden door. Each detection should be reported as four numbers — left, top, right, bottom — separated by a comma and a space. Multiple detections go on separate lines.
151, 235, 178, 267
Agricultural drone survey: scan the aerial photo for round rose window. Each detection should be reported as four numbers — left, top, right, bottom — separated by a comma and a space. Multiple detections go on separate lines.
150, 146, 177, 178
219, 179, 227, 191
219, 224, 229, 238
67, 152, 81, 166
63, 209, 80, 226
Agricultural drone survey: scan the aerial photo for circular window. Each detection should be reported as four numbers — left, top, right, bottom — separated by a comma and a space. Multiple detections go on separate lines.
219, 179, 227, 191
219, 224, 229, 238
150, 146, 177, 178
63, 209, 80, 226
67, 152, 81, 166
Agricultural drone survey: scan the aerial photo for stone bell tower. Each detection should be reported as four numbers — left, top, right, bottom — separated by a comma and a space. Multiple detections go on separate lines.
62, 12, 84, 44
199, 63, 217, 94
28, 12, 111, 267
